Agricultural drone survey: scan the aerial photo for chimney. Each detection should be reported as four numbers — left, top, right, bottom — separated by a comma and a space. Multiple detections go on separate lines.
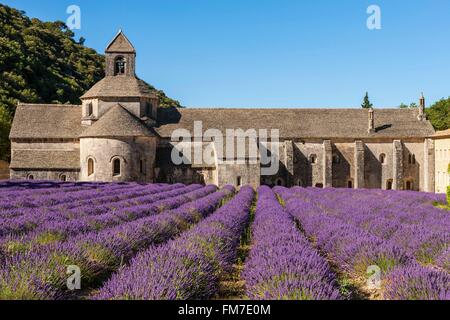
418, 93, 425, 121
368, 108, 375, 133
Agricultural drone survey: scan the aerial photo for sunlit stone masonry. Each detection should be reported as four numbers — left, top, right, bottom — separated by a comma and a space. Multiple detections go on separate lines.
9, 31, 436, 191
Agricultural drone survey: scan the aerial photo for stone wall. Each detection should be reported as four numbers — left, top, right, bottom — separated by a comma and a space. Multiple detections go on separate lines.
105, 52, 136, 77
154, 145, 218, 185
82, 97, 158, 126
332, 143, 354, 188
9, 140, 80, 181
434, 137, 450, 193
218, 161, 260, 188
10, 170, 79, 181
403, 141, 424, 191
287, 138, 429, 191
293, 140, 325, 187
79, 137, 156, 182
364, 142, 393, 189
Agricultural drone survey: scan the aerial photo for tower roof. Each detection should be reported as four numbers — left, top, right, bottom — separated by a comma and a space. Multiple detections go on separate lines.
81, 76, 156, 99
105, 30, 136, 53
80, 104, 155, 138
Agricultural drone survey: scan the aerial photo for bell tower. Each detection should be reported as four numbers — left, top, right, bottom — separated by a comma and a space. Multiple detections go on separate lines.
105, 30, 136, 77
81, 30, 158, 126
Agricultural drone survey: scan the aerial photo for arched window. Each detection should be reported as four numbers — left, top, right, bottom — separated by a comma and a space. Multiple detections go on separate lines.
87, 158, 94, 176
310, 154, 317, 164
113, 158, 121, 176
347, 180, 353, 188
405, 180, 414, 190
86, 103, 93, 117
386, 179, 393, 190
276, 178, 284, 186
408, 154, 416, 165
115, 56, 126, 75
379, 153, 386, 165
60, 174, 67, 182
27, 174, 34, 180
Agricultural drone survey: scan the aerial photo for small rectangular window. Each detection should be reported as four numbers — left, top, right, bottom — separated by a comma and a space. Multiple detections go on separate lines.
237, 176, 242, 186
140, 159, 145, 175
87, 103, 93, 117
145, 103, 152, 117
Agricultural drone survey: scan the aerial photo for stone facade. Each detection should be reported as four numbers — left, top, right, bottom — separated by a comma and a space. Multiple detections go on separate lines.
433, 130, 450, 193
79, 137, 156, 182
8, 31, 440, 192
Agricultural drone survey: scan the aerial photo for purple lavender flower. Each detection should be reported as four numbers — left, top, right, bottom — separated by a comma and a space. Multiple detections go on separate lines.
94, 186, 254, 300
384, 265, 450, 300
243, 186, 342, 300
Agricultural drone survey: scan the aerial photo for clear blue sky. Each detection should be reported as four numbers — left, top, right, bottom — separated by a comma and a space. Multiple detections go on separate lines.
3, 0, 450, 108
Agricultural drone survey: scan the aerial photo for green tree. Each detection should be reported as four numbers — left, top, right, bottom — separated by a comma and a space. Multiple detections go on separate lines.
0, 4, 182, 162
361, 92, 373, 109
426, 97, 450, 131
399, 102, 418, 109
0, 105, 11, 161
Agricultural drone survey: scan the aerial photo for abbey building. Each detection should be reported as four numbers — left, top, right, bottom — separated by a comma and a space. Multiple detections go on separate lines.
9, 31, 437, 192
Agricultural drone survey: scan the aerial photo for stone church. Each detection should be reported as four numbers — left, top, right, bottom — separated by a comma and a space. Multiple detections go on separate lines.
9, 31, 436, 191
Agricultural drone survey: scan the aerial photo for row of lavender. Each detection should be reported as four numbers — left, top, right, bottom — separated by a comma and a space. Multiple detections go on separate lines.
94, 186, 254, 299
0, 181, 145, 208
0, 184, 195, 238
0, 183, 236, 299
0, 180, 447, 300
0, 185, 214, 256
242, 186, 342, 300
275, 187, 449, 300
284, 187, 449, 272
0, 183, 185, 217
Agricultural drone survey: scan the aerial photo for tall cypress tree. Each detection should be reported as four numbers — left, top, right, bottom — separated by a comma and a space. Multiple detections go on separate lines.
361, 92, 373, 109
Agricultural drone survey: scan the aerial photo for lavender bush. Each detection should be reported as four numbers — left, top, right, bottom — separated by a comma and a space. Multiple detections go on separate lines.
94, 186, 254, 300
384, 265, 450, 300
0, 185, 232, 299
243, 186, 342, 300
0, 181, 447, 301
276, 186, 449, 300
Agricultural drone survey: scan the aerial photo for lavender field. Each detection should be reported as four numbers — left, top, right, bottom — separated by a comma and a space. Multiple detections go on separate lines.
0, 181, 448, 300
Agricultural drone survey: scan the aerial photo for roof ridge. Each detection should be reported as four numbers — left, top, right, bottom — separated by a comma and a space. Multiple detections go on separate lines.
176, 107, 412, 111
105, 30, 136, 53
18, 103, 81, 108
